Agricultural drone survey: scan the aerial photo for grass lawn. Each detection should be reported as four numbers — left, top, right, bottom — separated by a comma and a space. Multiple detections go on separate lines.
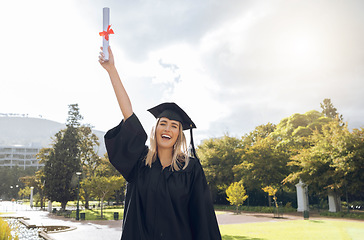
70, 208, 124, 220
219, 220, 364, 240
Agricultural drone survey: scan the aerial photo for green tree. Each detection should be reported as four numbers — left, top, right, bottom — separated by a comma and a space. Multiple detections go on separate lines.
18, 186, 31, 199
19, 148, 50, 208
234, 136, 289, 206
242, 122, 276, 147
82, 175, 125, 218
67, 103, 83, 127
283, 120, 363, 201
262, 186, 278, 208
272, 110, 331, 151
198, 135, 243, 203
320, 98, 343, 121
348, 128, 364, 199
0, 166, 36, 200
226, 181, 248, 213
43, 104, 82, 210
79, 125, 101, 209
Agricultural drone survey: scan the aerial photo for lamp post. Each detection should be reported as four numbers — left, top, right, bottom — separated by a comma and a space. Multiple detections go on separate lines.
76, 172, 82, 220
10, 186, 13, 201
30, 187, 34, 209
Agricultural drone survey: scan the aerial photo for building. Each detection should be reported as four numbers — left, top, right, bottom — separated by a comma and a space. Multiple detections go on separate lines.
0, 146, 44, 169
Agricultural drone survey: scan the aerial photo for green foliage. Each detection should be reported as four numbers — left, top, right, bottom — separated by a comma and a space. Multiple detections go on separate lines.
284, 120, 364, 198
17, 186, 30, 199
320, 98, 343, 122
0, 166, 37, 200
262, 186, 278, 208
81, 175, 125, 218
43, 104, 83, 210
0, 217, 18, 240
214, 205, 296, 213
198, 134, 243, 203
78, 125, 101, 209
234, 136, 290, 192
241, 122, 276, 146
66, 103, 83, 127
272, 110, 332, 152
226, 181, 248, 213
70, 208, 124, 220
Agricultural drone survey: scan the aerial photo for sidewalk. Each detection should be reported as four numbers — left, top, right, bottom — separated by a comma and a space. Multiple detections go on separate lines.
2, 210, 302, 240
2, 210, 122, 240
0, 202, 331, 240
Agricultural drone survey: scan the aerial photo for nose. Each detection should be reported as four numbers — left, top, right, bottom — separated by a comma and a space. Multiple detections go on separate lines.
165, 124, 171, 131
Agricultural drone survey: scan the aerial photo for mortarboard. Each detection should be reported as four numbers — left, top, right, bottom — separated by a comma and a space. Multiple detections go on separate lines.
148, 102, 198, 159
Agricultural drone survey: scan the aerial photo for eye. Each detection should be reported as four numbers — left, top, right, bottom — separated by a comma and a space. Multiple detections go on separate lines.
159, 121, 167, 126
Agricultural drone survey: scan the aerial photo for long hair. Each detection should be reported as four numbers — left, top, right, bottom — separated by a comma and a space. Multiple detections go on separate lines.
145, 118, 189, 171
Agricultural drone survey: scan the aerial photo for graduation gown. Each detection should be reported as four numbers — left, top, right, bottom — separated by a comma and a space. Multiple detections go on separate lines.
105, 113, 221, 240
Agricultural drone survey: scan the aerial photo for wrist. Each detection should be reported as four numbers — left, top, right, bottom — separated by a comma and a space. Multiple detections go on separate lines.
107, 65, 117, 74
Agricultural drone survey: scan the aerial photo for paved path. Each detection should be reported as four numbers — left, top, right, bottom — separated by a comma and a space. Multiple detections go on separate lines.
1, 201, 346, 240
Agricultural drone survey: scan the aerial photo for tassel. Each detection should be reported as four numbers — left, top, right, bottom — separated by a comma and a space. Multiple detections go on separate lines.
189, 127, 199, 160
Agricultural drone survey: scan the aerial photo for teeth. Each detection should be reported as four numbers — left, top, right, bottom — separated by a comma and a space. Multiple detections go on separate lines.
162, 134, 171, 139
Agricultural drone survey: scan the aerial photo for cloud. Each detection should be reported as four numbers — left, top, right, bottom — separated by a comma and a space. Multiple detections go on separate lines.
1, 0, 364, 144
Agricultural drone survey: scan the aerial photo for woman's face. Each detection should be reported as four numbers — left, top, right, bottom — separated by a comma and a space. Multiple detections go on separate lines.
156, 117, 180, 150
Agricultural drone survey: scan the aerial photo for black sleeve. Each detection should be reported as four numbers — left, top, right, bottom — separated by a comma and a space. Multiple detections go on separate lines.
188, 160, 222, 240
104, 113, 148, 182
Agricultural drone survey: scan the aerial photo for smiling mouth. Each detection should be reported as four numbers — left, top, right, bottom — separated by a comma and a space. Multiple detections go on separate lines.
162, 134, 171, 139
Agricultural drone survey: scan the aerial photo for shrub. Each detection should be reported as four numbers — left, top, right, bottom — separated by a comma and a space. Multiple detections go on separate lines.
320, 211, 364, 220
0, 217, 19, 240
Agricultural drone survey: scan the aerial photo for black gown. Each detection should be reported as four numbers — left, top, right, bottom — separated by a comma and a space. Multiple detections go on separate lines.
105, 113, 221, 240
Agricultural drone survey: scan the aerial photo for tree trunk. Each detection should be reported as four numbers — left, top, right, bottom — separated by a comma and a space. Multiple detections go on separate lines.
100, 197, 104, 219
84, 189, 90, 209
61, 201, 67, 211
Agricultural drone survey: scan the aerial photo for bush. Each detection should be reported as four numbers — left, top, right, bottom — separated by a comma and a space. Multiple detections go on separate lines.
320, 211, 364, 220
0, 217, 19, 240
214, 205, 296, 213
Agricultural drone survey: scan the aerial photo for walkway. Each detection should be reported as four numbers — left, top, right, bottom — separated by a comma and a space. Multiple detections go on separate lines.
0, 201, 328, 240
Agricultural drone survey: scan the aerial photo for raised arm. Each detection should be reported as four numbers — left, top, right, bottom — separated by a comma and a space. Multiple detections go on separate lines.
99, 46, 133, 120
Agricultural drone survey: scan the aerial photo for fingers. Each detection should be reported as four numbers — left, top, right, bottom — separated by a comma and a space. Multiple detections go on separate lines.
98, 51, 105, 64
99, 46, 114, 66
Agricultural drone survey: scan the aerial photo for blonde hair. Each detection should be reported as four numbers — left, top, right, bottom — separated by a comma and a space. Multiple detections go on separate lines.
145, 118, 190, 171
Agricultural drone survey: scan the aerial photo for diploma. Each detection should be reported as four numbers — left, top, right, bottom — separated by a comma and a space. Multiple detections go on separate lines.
100, 7, 114, 60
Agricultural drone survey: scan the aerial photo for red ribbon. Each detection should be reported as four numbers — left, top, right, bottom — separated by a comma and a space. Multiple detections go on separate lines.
99, 25, 114, 41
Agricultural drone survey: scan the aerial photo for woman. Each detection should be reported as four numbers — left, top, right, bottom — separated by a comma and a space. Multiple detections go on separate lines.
99, 46, 221, 240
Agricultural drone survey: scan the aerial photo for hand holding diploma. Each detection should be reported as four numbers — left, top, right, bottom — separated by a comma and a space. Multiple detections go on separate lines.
99, 46, 115, 72
99, 7, 114, 61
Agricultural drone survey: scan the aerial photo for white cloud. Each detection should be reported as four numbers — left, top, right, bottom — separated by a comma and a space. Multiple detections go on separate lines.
1, 0, 364, 144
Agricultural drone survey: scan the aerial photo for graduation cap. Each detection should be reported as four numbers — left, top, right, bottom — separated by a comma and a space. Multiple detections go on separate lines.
148, 102, 198, 159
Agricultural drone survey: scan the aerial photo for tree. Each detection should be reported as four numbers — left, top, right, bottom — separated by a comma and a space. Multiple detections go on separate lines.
79, 125, 101, 209
234, 136, 290, 206
271, 110, 331, 151
242, 122, 276, 147
18, 186, 31, 199
82, 175, 125, 218
283, 119, 363, 203
0, 166, 36, 200
320, 98, 343, 122
43, 104, 82, 210
198, 135, 243, 203
67, 103, 83, 128
226, 181, 248, 213
262, 186, 278, 208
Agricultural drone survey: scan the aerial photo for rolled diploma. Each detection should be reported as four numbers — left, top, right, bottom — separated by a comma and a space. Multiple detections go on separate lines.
103, 7, 110, 60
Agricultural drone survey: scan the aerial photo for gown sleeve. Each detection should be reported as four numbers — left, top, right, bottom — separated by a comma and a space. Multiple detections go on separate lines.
104, 113, 148, 182
188, 160, 222, 240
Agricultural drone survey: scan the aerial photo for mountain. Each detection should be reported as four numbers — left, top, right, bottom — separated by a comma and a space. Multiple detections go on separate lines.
0, 116, 106, 156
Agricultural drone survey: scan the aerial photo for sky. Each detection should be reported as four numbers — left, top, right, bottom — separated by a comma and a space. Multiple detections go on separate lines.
1, 0, 364, 145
